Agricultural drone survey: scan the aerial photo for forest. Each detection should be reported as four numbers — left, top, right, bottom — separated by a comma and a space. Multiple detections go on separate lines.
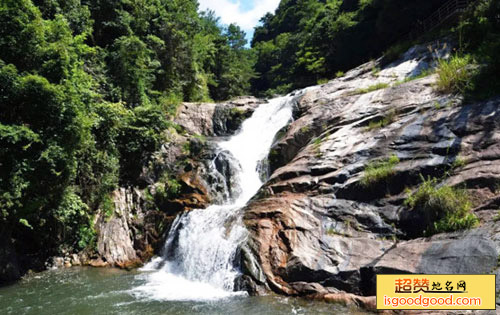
1, 0, 499, 274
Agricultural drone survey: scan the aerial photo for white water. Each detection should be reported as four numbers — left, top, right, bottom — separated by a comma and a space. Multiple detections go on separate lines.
132, 92, 305, 301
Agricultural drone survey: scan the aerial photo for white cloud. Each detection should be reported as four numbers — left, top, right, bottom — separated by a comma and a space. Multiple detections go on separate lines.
198, 0, 280, 33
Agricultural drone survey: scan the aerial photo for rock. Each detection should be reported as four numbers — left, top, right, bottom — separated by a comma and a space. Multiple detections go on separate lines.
175, 97, 262, 137
95, 188, 142, 268
175, 102, 216, 136
241, 40, 500, 304
290, 282, 328, 295
163, 171, 212, 213
70, 254, 81, 266
0, 233, 21, 283
89, 258, 109, 268
46, 257, 65, 269
321, 292, 377, 311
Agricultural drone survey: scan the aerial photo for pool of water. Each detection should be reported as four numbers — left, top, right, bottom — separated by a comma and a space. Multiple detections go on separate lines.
0, 268, 369, 315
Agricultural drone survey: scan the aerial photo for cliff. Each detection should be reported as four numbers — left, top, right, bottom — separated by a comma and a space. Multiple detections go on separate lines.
238, 41, 500, 307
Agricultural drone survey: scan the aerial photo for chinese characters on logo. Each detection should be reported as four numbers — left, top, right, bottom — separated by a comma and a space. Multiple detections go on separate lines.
395, 278, 467, 294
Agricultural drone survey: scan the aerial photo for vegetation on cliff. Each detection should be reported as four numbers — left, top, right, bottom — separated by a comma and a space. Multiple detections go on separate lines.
250, 0, 451, 95
0, 0, 255, 268
405, 177, 478, 236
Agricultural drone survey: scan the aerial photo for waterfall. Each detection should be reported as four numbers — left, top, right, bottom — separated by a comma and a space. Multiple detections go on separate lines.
131, 91, 308, 301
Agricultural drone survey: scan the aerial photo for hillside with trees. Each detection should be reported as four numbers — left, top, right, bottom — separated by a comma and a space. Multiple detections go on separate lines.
251, 0, 499, 96
0, 0, 256, 271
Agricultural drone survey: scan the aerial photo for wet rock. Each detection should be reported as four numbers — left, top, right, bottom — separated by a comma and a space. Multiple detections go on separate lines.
320, 292, 376, 311
290, 282, 328, 295
89, 258, 108, 268
46, 257, 65, 269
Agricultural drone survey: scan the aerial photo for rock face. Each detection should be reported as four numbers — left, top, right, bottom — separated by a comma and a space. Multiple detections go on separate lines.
175, 96, 262, 137
94, 188, 143, 268
241, 40, 500, 304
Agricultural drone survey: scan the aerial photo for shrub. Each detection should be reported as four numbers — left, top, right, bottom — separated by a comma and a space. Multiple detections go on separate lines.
55, 188, 96, 250
192, 133, 207, 144
300, 125, 311, 133
404, 177, 478, 235
436, 55, 475, 94
313, 137, 323, 157
312, 131, 331, 158
371, 66, 381, 76
154, 173, 182, 209
336, 71, 345, 78
360, 154, 400, 187
451, 157, 466, 169
100, 194, 115, 220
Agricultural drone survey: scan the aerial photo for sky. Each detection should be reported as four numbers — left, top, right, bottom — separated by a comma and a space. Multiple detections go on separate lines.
198, 0, 281, 44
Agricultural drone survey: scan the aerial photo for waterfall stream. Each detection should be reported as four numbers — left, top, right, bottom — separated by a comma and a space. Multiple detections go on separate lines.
131, 92, 307, 301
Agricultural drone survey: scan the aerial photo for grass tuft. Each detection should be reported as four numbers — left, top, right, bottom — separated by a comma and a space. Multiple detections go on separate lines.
436, 54, 475, 94
360, 154, 400, 187
371, 66, 381, 77
404, 176, 478, 236
354, 82, 389, 95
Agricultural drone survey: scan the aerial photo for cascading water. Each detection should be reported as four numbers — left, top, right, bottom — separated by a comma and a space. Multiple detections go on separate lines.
132, 91, 309, 301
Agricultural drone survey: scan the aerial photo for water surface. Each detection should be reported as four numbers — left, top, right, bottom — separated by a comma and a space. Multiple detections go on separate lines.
0, 268, 367, 315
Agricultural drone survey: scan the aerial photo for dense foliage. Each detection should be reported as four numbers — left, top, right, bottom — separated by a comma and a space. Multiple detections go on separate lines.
457, 0, 500, 99
250, 0, 453, 95
0, 0, 255, 262
251, 0, 500, 96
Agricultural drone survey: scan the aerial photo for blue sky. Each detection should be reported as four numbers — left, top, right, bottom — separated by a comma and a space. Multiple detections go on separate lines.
198, 0, 281, 43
